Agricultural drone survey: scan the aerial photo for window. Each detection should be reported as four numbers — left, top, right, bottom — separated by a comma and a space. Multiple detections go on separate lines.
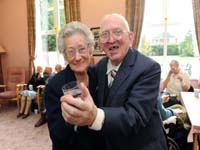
140, 0, 199, 79
35, 0, 66, 68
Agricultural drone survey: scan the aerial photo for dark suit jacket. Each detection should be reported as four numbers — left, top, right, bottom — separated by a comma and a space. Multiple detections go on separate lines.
95, 49, 168, 150
45, 65, 100, 150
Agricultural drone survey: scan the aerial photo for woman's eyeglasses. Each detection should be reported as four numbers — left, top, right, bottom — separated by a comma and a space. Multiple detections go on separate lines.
64, 45, 89, 58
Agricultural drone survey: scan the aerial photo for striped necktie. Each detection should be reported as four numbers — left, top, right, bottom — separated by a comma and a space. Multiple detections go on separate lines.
108, 70, 117, 87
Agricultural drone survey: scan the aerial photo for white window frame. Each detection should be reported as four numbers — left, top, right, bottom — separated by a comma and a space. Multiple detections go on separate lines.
35, 0, 65, 69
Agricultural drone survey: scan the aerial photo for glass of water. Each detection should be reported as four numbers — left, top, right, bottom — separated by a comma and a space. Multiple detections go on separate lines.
62, 81, 82, 98
62, 81, 82, 132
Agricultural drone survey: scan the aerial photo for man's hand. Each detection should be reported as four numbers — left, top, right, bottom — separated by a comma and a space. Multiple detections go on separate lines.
176, 73, 183, 82
60, 83, 97, 126
167, 70, 173, 77
161, 95, 169, 103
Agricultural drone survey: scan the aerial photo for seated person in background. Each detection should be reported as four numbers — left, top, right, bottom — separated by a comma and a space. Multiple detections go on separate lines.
17, 66, 46, 119
158, 95, 183, 121
43, 67, 52, 81
161, 95, 192, 150
34, 65, 62, 127
52, 64, 62, 76
161, 59, 190, 107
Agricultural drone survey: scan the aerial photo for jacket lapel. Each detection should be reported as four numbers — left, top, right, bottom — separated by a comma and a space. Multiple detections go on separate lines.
97, 58, 108, 107
106, 49, 138, 105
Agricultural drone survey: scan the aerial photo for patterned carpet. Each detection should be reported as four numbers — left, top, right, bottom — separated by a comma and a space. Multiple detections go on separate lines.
0, 104, 52, 150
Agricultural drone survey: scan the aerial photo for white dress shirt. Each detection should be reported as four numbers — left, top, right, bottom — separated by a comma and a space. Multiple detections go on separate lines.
89, 60, 121, 130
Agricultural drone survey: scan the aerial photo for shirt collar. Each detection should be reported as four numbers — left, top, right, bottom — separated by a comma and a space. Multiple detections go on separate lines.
106, 60, 121, 75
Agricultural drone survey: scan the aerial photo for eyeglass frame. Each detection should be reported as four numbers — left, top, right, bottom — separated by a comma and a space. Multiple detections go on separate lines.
64, 44, 90, 58
99, 28, 128, 43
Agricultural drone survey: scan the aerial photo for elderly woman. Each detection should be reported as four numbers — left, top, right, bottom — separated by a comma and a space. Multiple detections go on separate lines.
17, 66, 46, 119
45, 22, 102, 150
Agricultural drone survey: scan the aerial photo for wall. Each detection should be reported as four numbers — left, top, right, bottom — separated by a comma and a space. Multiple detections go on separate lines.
0, 0, 125, 83
80, 0, 125, 28
0, 0, 29, 82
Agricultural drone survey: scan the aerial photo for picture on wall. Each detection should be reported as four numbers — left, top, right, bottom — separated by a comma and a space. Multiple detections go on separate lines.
90, 27, 104, 55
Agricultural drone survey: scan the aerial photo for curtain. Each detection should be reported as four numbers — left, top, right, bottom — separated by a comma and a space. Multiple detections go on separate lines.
125, 0, 145, 49
26, 0, 36, 78
64, 0, 81, 23
192, 0, 200, 54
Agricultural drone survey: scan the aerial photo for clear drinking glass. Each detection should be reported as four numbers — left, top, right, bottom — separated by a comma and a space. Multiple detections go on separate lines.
194, 89, 199, 98
62, 81, 82, 132
29, 84, 33, 91
62, 81, 82, 97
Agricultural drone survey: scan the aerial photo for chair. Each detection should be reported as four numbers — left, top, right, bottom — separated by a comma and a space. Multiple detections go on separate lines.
167, 136, 180, 150
0, 67, 26, 109
16, 83, 27, 111
187, 85, 194, 92
190, 79, 200, 89
36, 85, 45, 113
35, 66, 54, 113
164, 117, 181, 150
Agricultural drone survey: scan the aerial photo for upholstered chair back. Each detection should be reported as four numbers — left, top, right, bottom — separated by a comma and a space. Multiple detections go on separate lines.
6, 67, 26, 91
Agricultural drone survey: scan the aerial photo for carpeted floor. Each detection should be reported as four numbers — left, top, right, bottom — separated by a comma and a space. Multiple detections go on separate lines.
0, 104, 52, 150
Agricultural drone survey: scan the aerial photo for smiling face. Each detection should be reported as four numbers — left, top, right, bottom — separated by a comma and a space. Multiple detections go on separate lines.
64, 33, 91, 73
99, 14, 133, 66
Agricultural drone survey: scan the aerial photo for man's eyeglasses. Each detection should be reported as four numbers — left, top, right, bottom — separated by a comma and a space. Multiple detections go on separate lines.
99, 28, 127, 43
64, 45, 89, 57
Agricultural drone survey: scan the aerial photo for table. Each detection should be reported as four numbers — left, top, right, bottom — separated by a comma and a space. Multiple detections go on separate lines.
181, 92, 200, 150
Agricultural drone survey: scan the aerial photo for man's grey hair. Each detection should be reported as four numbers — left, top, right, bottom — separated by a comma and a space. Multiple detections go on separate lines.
100, 13, 130, 32
170, 59, 179, 66
57, 21, 95, 53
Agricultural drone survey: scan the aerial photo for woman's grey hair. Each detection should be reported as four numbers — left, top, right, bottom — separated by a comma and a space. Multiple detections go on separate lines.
57, 21, 95, 53
170, 59, 179, 66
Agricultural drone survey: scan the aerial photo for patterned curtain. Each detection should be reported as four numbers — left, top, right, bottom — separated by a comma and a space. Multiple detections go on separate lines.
63, 0, 81, 23
192, 0, 200, 54
26, 0, 36, 78
126, 0, 145, 49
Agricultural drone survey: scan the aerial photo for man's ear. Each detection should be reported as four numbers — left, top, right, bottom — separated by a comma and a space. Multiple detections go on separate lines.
128, 31, 134, 47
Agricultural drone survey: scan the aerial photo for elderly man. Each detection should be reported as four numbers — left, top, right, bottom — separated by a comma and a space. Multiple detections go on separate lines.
61, 13, 168, 150
161, 59, 190, 107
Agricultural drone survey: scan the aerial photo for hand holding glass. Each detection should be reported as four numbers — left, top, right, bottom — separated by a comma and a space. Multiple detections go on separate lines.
62, 81, 82, 132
